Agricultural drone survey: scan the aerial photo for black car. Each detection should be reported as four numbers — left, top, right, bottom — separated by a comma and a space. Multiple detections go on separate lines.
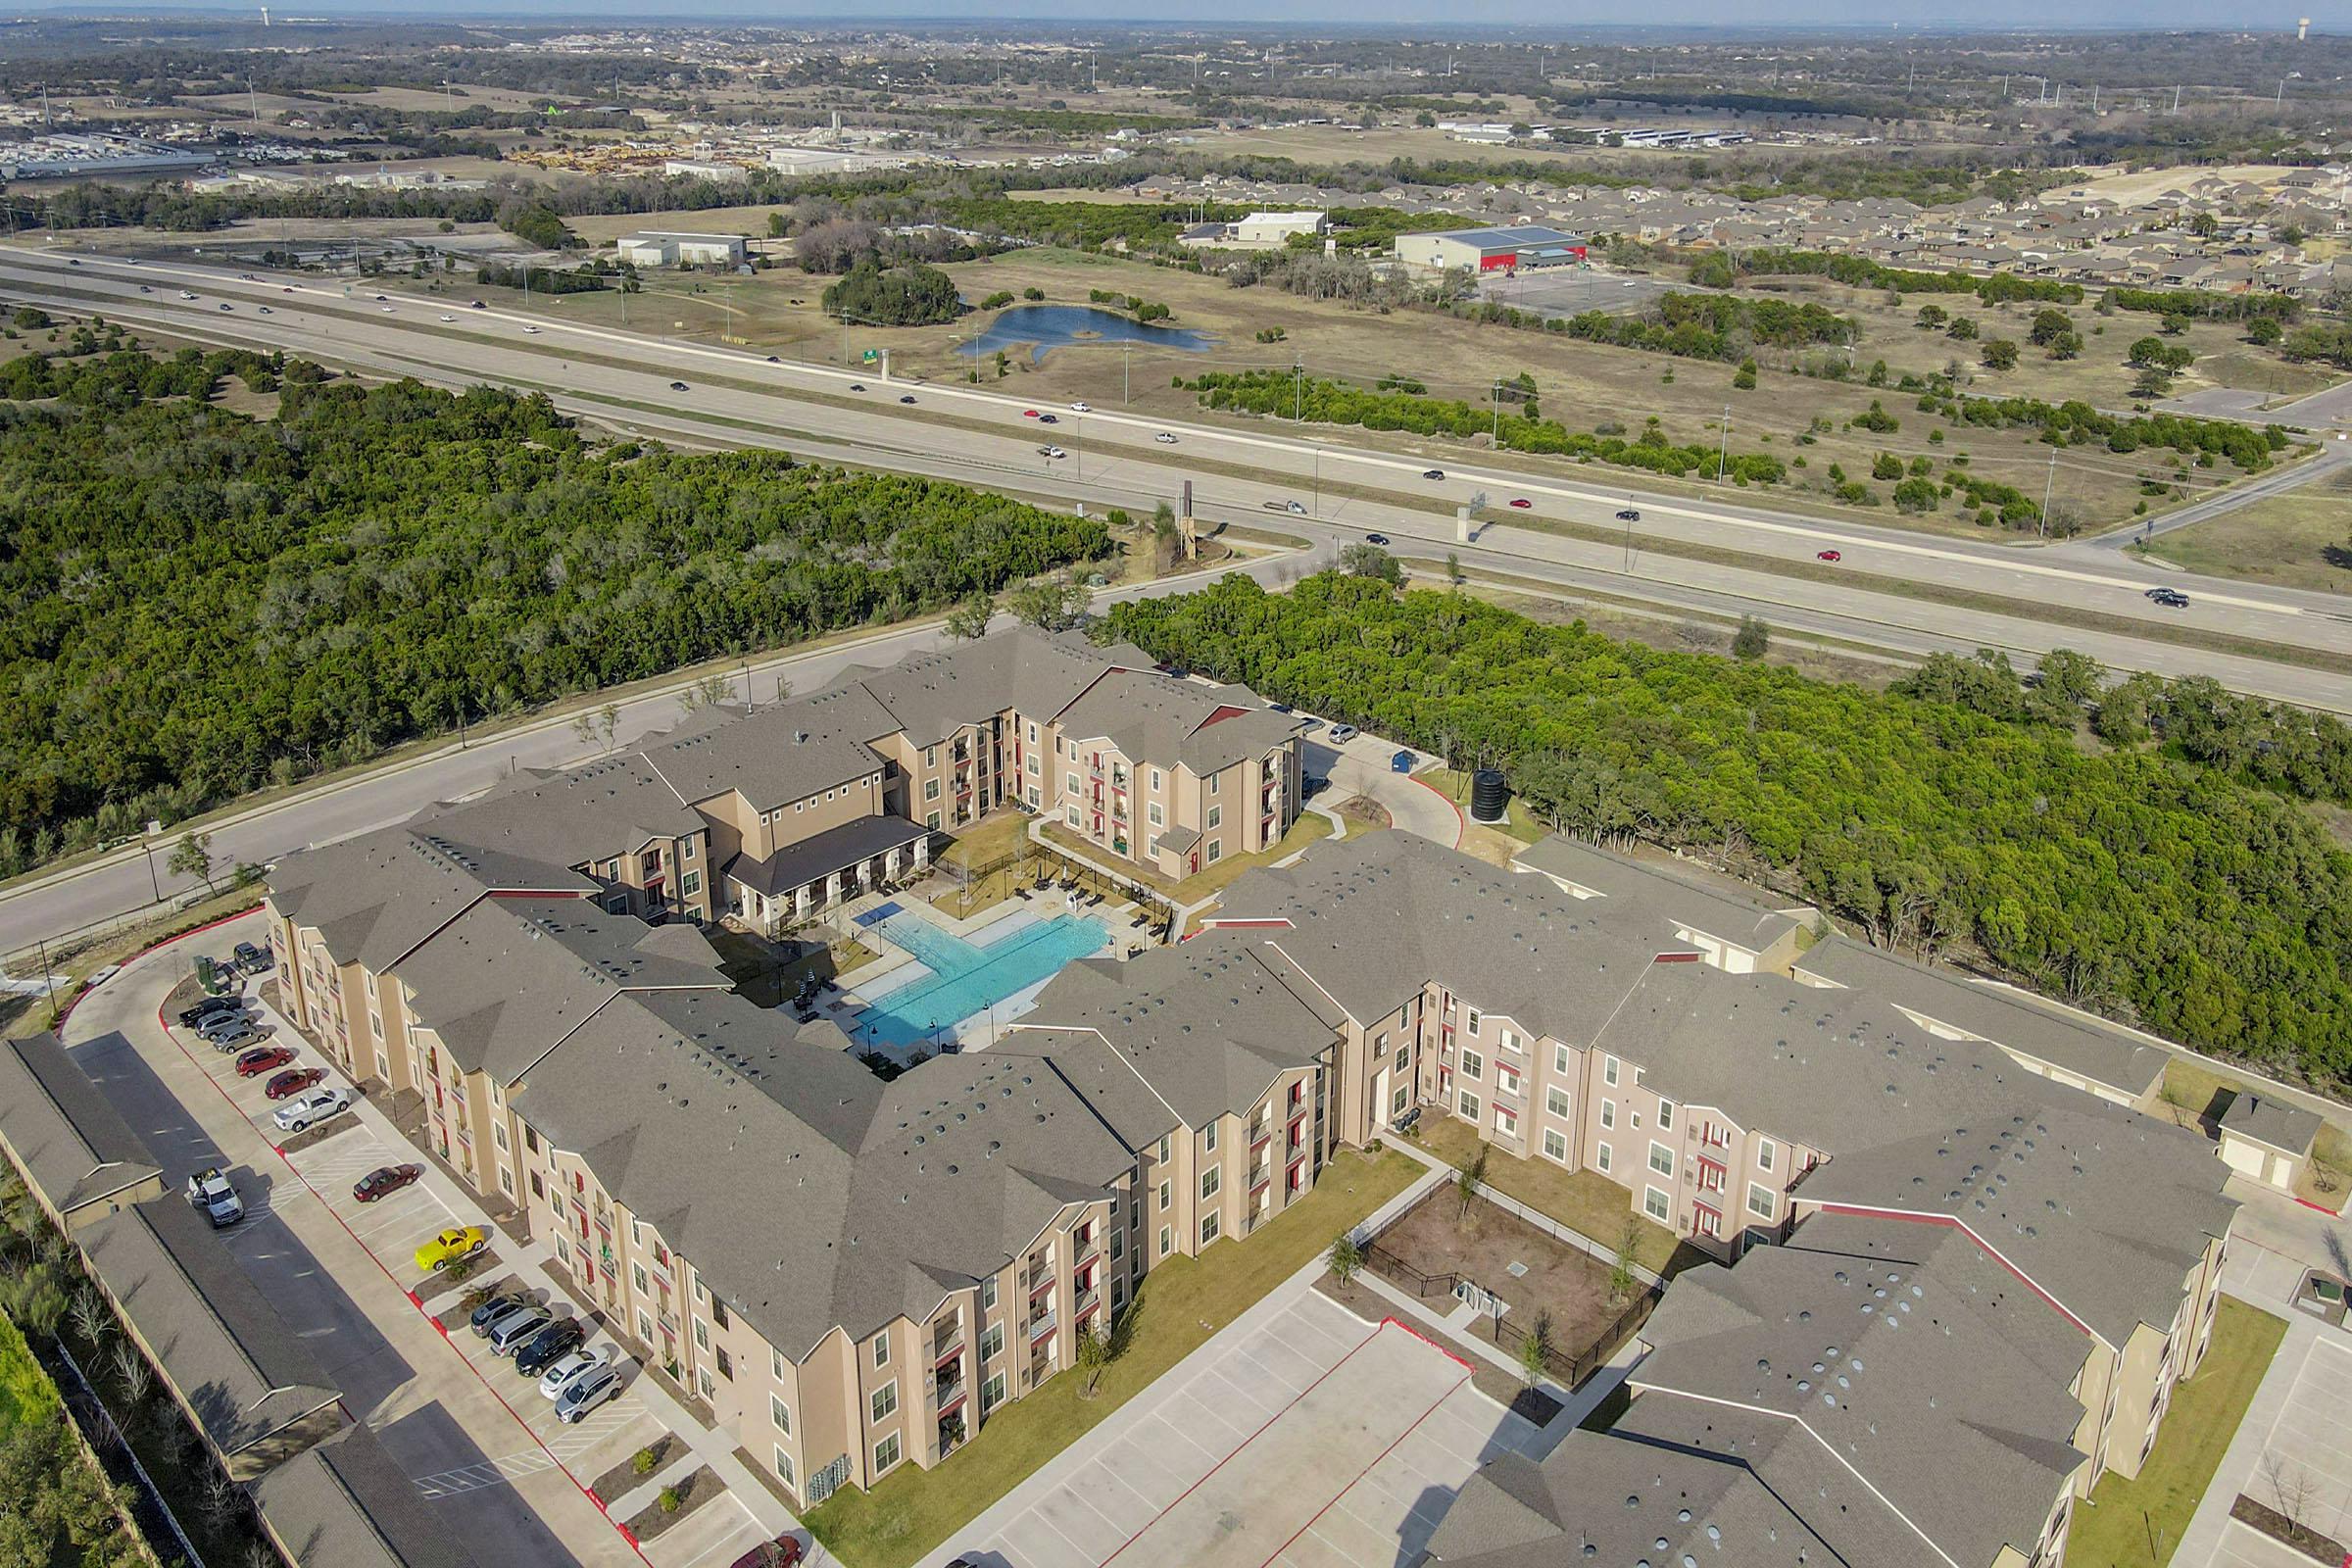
1365, 532, 1390, 545
849, 382, 865, 392
1616, 508, 1642, 521
468, 1292, 530, 1337
2148, 588, 2189, 609
178, 995, 241, 1029
514, 1318, 587, 1377
467, 300, 486, 310
669, 380, 689, 391
1037, 413, 1058, 424
766, 355, 781, 363
899, 394, 917, 404
233, 941, 266, 971
1421, 468, 1446, 480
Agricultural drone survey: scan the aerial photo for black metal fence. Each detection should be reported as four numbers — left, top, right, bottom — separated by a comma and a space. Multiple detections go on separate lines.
1364, 1240, 1458, 1300
1490, 1286, 1661, 1391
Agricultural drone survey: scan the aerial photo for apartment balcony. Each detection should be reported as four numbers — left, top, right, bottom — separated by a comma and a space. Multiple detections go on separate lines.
1250, 1124, 1273, 1154
1250, 1161, 1272, 1194
1072, 1240, 1101, 1274
932, 1333, 964, 1368
1073, 1286, 1101, 1323
1027, 1306, 1056, 1344
934, 1370, 966, 1412
1027, 1270, 1055, 1302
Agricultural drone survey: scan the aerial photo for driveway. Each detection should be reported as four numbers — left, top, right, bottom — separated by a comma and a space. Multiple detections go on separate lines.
930, 1295, 1544, 1568
1305, 730, 1461, 850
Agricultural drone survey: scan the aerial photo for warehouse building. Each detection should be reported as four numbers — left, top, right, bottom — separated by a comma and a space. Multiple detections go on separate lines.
1392, 223, 1589, 274
615, 230, 749, 267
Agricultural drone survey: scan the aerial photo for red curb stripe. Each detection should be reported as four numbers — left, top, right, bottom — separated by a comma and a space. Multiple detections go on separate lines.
1255, 1366, 1471, 1568
1378, 1315, 1477, 1374
1409, 776, 1467, 849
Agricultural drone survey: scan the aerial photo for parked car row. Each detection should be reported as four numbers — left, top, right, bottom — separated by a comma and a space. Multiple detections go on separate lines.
466, 1294, 622, 1422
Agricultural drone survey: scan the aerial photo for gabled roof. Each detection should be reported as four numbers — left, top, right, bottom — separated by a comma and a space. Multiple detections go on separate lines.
0, 1031, 162, 1217
2220, 1091, 2324, 1157
636, 685, 898, 812
266, 827, 566, 973
253, 1425, 480, 1568
415, 754, 704, 864
1510, 834, 1810, 957
1054, 668, 1299, 776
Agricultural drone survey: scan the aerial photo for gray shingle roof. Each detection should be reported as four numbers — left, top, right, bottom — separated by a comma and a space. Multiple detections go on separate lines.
0, 1032, 162, 1217
1509, 835, 1809, 956
1054, 669, 1299, 777
266, 827, 576, 973
253, 1425, 481, 1568
1635, 1228, 2089, 1568
77, 1196, 340, 1461
1793, 934, 2168, 1102
2220, 1091, 2324, 1157
637, 686, 898, 812
724, 814, 929, 899
415, 755, 704, 866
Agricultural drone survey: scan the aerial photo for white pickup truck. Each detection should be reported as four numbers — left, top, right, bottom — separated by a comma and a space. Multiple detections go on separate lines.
184, 1168, 244, 1228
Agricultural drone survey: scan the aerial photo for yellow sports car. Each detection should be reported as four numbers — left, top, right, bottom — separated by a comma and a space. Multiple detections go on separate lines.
415, 1227, 488, 1272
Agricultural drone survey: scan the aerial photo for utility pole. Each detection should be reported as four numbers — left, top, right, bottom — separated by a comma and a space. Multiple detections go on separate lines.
139, 834, 162, 904
1492, 380, 1501, 442
2039, 448, 2058, 538
2277, 79, 2286, 112
1122, 341, 1130, 405
1293, 355, 1303, 421
1718, 404, 1731, 482
743, 658, 754, 713
2173, 84, 2182, 114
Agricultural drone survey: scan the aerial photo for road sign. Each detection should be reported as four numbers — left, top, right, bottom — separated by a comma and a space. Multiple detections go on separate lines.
860, 348, 879, 365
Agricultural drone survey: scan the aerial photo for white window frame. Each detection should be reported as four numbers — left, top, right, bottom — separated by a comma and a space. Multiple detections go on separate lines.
1644, 1185, 1672, 1222
1648, 1142, 1675, 1179
874, 1434, 901, 1474
1746, 1182, 1778, 1222
1542, 1127, 1569, 1164
1603, 1054, 1621, 1087
1757, 1137, 1777, 1172
870, 1380, 899, 1423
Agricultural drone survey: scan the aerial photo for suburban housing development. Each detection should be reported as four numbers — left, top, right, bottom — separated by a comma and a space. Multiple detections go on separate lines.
230, 626, 2238, 1564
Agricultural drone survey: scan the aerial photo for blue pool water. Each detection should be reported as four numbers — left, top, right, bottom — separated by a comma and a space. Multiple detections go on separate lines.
851, 912, 1109, 1049
955, 304, 1215, 365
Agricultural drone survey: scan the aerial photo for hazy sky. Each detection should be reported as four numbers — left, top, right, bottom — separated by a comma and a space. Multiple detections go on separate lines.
18, 1, 2347, 30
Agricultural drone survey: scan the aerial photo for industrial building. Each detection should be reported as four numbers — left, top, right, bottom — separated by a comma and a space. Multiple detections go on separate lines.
615, 230, 749, 267
1177, 209, 1329, 249
1392, 223, 1590, 274
662, 158, 752, 182
0, 132, 209, 180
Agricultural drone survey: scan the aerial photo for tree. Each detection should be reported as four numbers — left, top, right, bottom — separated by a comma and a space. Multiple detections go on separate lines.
2028, 308, 2074, 347
819, 260, 961, 326
1732, 359, 1757, 390
943, 595, 996, 640
1339, 543, 1402, 583
1944, 315, 1979, 341
2188, 211, 2220, 239
1516, 1308, 1554, 1389
2159, 312, 2193, 336
1444, 551, 1464, 585
1005, 573, 1091, 633
1327, 1231, 1365, 1289
2248, 316, 2284, 346
1980, 338, 2020, 371
1073, 1320, 1110, 1396
1914, 303, 1948, 329
677, 672, 734, 713
1732, 616, 1771, 660
2264, 1450, 2317, 1539
168, 831, 217, 897
1608, 1215, 1643, 1304
1454, 1145, 1489, 1225
1872, 453, 1904, 481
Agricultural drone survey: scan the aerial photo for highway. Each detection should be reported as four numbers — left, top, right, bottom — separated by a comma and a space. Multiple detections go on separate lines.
1, 244, 2346, 956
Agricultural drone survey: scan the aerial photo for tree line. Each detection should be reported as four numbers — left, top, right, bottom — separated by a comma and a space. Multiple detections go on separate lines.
1100, 573, 2352, 1081
0, 349, 1110, 872
1688, 246, 2085, 305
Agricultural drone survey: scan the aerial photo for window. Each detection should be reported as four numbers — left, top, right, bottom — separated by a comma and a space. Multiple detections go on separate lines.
1200, 1166, 1221, 1200
980, 1278, 997, 1312
774, 1447, 796, 1490
695, 1318, 710, 1351
1158, 1180, 1172, 1209
870, 1381, 899, 1423
772, 1348, 786, 1380
1498, 1027, 1521, 1054
1657, 1100, 1675, 1133
1494, 1105, 1518, 1138
712, 1300, 728, 1330
1757, 1138, 1777, 1173
1740, 1182, 1778, 1223
499, 1168, 514, 1196
929, 811, 943, 831
1597, 1142, 1614, 1174
1546, 1087, 1572, 1120
1109, 1231, 1123, 1261
925, 745, 939, 766
1066, 772, 1081, 795
1200, 1211, 1221, 1246
924, 778, 942, 802
1159, 1225, 1173, 1257
1467, 1007, 1482, 1036
1157, 1134, 1172, 1162
633, 1264, 650, 1296
1542, 1128, 1569, 1164
872, 1332, 890, 1368
638, 1309, 655, 1343
980, 1323, 1004, 1361
1553, 1043, 1571, 1075
1149, 803, 1164, 827
682, 870, 701, 897
1206, 841, 1221, 863
1151, 768, 1162, 790
1203, 1122, 1218, 1153
1063, 807, 1077, 828
1459, 1049, 1484, 1081
1644, 1186, 1672, 1222
1028, 723, 1038, 744
1603, 1055, 1621, 1087
493, 1122, 510, 1151
873, 1435, 901, 1475
530, 1171, 545, 1200
1648, 1142, 1675, 1179
982, 1371, 1005, 1412
716, 1348, 733, 1382
682, 839, 696, 861
1495, 1064, 1521, 1097
1600, 1101, 1616, 1130
1206, 805, 1222, 830
1026, 754, 1040, 776
525, 1125, 540, 1154
1457, 1090, 1482, 1120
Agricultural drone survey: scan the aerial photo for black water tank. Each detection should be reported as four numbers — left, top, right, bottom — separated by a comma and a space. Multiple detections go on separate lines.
1469, 768, 1509, 825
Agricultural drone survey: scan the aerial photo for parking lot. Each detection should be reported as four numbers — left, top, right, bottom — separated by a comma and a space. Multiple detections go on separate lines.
2213, 1331, 2352, 1568
65, 911, 794, 1568
940, 1295, 1546, 1568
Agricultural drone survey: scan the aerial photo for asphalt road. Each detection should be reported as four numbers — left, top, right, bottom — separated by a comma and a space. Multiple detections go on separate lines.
5, 245, 2351, 958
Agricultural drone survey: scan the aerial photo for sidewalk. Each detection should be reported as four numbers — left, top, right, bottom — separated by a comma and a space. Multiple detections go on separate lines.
2172, 1308, 2331, 1568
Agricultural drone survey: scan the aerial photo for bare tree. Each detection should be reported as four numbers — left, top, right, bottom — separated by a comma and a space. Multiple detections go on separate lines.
70, 1285, 111, 1349
2265, 1450, 2318, 1538
109, 1339, 152, 1415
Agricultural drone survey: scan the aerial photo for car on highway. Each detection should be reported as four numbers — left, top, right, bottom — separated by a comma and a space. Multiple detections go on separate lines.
900, 394, 916, 404
1022, 409, 1040, 418
514, 1318, 588, 1377
2148, 587, 2190, 609
1508, 497, 1531, 509
1037, 413, 1058, 424
731, 1536, 806, 1568
235, 1045, 296, 1078
1615, 508, 1641, 521
1816, 549, 1842, 562
849, 382, 865, 392
439, 314, 455, 322
239, 272, 256, 281
553, 1364, 622, 1423
521, 325, 541, 334
488, 1304, 554, 1357
138, 283, 152, 293
1039, 445, 1066, 459
66, 258, 79, 267
257, 305, 272, 315
353, 1164, 422, 1203
281, 285, 294, 292
538, 1348, 609, 1400
373, 294, 386, 302
1154, 431, 1177, 444
265, 1067, 326, 1101
1422, 468, 1446, 480
766, 355, 781, 363
184, 1168, 244, 1228
177, 290, 197, 301
669, 381, 689, 391
470, 1294, 532, 1337
1069, 401, 1091, 412
416, 1227, 489, 1274
1264, 500, 1307, 515
1327, 723, 1359, 743
1365, 532, 1390, 545
219, 303, 233, 312
467, 300, 485, 309
179, 995, 241, 1029
271, 1085, 355, 1133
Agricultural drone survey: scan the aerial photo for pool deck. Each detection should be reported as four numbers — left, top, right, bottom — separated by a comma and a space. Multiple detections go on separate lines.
808, 882, 1164, 1062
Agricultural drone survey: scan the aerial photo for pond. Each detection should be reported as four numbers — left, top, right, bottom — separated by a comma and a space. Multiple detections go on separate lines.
956, 303, 1215, 364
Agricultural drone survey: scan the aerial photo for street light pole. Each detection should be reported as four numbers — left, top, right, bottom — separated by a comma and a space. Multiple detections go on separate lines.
1717, 404, 1730, 482
2039, 448, 2058, 538
139, 836, 162, 903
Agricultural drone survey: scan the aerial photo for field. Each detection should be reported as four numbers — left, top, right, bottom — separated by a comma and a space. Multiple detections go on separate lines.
2139, 466, 2352, 595
2047, 162, 2312, 205
566, 204, 784, 246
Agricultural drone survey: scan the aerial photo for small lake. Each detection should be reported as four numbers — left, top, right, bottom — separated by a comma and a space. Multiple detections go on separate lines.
956, 304, 1215, 364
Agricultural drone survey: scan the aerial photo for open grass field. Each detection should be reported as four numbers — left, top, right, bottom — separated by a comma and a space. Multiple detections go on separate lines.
567, 204, 785, 247
2139, 466, 2352, 596
803, 1146, 1421, 1568
2049, 163, 2309, 205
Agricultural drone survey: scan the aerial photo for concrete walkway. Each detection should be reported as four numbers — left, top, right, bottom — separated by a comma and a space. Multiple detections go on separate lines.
2173, 1307, 2336, 1568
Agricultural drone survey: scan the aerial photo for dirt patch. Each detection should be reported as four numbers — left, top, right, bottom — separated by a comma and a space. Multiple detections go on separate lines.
592, 1434, 681, 1507
2232, 1494, 2344, 1564
1373, 1188, 1624, 1366
625, 1463, 724, 1543
1337, 796, 1391, 831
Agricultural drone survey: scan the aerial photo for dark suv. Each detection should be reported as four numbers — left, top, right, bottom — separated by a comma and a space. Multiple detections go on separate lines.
513, 1318, 587, 1377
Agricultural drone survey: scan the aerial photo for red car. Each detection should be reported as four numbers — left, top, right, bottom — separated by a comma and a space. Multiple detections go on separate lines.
1021, 409, 1039, 418
353, 1164, 423, 1203
729, 1536, 804, 1568
265, 1067, 326, 1101
235, 1045, 296, 1078
1816, 549, 1842, 562
1508, 497, 1532, 509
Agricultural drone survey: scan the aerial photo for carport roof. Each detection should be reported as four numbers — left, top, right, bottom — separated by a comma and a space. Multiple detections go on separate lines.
0, 1032, 162, 1218
77, 1196, 341, 1461
252, 1425, 480, 1568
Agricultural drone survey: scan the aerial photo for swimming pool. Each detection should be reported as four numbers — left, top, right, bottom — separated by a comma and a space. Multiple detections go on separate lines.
850, 910, 1109, 1050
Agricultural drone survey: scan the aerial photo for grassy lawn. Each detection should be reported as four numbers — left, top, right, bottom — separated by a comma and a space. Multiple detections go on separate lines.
2139, 466, 2352, 597
0, 1312, 58, 1430
1040, 808, 1338, 906
2069, 1298, 2287, 1568
1423, 768, 1545, 846
939, 810, 1033, 872
1404, 1114, 1697, 1279
805, 1147, 1422, 1568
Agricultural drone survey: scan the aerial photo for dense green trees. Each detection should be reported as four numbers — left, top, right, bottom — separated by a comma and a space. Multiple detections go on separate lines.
0, 350, 1109, 869
1102, 573, 2352, 1079
818, 260, 962, 326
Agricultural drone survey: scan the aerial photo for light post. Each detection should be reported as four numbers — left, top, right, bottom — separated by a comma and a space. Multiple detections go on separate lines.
1717, 404, 1731, 482
138, 829, 163, 904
